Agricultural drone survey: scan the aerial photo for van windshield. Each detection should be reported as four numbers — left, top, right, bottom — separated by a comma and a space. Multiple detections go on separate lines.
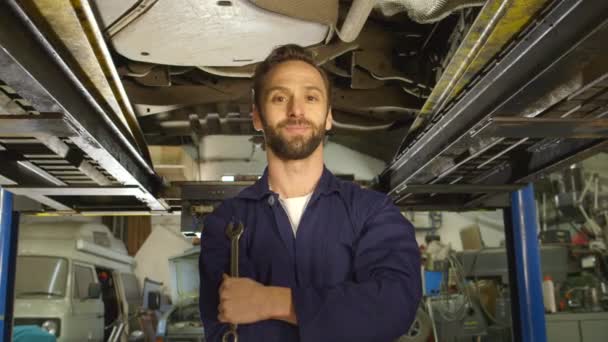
15, 256, 68, 298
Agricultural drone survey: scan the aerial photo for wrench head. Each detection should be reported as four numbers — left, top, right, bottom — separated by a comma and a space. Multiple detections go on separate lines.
222, 328, 238, 342
225, 221, 244, 239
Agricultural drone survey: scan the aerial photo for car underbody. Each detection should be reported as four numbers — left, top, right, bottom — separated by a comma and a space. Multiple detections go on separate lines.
0, 0, 607, 213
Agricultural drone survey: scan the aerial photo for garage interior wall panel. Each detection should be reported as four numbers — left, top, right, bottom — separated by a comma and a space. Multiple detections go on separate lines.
126, 216, 151, 256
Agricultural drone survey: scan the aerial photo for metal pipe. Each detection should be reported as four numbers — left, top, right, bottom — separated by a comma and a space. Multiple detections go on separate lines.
159, 117, 251, 128
415, 0, 485, 23
431, 137, 504, 183
336, 0, 377, 43
476, 137, 528, 169
593, 175, 599, 210
160, 117, 396, 132
425, 0, 511, 126
331, 119, 394, 131
377, 0, 486, 23
325, 0, 487, 43
75, 0, 152, 164
0, 188, 18, 342
508, 184, 548, 342
542, 192, 547, 232
198, 66, 255, 78
578, 174, 594, 204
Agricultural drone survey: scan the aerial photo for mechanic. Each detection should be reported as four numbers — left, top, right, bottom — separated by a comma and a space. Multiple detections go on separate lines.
199, 44, 421, 342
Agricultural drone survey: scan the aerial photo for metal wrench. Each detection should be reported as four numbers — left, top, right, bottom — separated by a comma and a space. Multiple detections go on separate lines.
222, 221, 244, 342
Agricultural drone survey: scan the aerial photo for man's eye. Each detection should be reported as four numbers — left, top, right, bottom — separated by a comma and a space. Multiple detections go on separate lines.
272, 96, 286, 103
307, 95, 319, 102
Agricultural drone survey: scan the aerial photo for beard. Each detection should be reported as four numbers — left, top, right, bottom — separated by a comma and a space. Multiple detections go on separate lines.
262, 116, 326, 161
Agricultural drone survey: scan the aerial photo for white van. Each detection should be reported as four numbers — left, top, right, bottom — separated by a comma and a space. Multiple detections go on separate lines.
14, 221, 145, 342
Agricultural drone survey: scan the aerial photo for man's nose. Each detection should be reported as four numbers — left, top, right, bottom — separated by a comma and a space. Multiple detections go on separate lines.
288, 96, 305, 117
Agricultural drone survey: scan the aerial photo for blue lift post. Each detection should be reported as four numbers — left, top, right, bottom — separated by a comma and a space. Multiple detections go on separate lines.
0, 188, 18, 342
505, 183, 547, 342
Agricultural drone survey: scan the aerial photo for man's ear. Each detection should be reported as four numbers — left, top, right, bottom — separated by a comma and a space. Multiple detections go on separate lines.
252, 105, 264, 132
325, 108, 333, 131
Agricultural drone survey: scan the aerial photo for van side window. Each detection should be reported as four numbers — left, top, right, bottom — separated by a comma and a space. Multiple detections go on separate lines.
73, 264, 95, 299
120, 273, 142, 307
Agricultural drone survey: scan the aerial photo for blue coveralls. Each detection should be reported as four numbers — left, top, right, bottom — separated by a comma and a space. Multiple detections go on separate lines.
199, 167, 422, 341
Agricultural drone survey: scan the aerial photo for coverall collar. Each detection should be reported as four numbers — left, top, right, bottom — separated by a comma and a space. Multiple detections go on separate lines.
236, 165, 340, 201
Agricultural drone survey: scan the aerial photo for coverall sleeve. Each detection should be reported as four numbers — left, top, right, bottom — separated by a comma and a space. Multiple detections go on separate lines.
292, 196, 422, 342
198, 201, 232, 341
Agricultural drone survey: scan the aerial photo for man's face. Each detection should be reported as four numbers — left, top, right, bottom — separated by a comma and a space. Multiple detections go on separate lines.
254, 60, 332, 161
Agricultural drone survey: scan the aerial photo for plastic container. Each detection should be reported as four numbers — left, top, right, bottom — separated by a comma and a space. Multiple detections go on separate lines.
424, 271, 442, 296
543, 275, 557, 313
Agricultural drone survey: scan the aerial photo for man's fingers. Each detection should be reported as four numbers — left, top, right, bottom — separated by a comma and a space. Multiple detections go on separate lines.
218, 301, 228, 320
219, 277, 232, 294
218, 312, 227, 323
221, 274, 233, 288
219, 277, 239, 301
218, 301, 235, 323
219, 287, 230, 300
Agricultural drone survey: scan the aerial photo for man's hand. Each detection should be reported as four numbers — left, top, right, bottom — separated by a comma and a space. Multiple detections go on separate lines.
218, 275, 298, 325
218, 275, 272, 324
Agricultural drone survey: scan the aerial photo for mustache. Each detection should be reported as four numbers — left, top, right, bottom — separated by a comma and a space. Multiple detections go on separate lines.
276, 118, 313, 128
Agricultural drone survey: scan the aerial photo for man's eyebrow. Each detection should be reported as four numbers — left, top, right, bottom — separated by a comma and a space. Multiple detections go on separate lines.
265, 86, 325, 94
304, 86, 325, 94
265, 86, 290, 94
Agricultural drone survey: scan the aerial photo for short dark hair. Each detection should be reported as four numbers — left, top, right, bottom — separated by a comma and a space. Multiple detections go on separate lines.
252, 44, 332, 114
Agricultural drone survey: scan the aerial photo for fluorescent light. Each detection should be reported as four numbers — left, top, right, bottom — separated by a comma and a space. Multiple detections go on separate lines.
81, 211, 152, 216
221, 175, 235, 182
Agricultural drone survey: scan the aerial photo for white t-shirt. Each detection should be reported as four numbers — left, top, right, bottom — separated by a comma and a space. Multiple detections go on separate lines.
279, 192, 312, 236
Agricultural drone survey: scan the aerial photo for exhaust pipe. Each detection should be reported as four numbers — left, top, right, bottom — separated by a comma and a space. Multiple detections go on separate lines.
336, 0, 485, 43
336, 0, 377, 43
377, 0, 486, 23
